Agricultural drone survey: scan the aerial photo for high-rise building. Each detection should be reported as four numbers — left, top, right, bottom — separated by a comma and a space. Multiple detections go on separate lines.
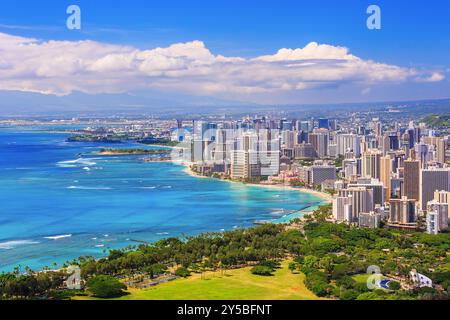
258, 129, 280, 177
426, 200, 449, 234
328, 144, 337, 158
373, 120, 382, 137
380, 155, 392, 202
213, 129, 229, 161
294, 143, 317, 159
335, 187, 374, 222
420, 168, 450, 210
343, 158, 359, 179
191, 140, 205, 162
407, 128, 415, 149
359, 211, 382, 228
337, 134, 361, 158
309, 129, 329, 158
192, 120, 208, 140
280, 119, 293, 131
389, 197, 417, 227
436, 138, 447, 164
310, 165, 336, 186
389, 133, 400, 151
299, 121, 310, 132
424, 136, 447, 164
260, 150, 280, 177
434, 190, 450, 218
348, 179, 385, 206
333, 196, 352, 222
403, 159, 420, 201
414, 127, 422, 144
361, 149, 382, 179
282, 130, 295, 149
329, 119, 338, 131
318, 118, 329, 129
230, 150, 260, 179
427, 211, 440, 235
415, 143, 429, 169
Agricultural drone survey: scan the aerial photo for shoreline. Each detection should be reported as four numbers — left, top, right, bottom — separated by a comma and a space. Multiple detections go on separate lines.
181, 164, 333, 203
180, 164, 329, 224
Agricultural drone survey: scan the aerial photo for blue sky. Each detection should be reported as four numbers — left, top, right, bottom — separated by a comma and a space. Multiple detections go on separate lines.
1, 0, 449, 65
0, 0, 449, 104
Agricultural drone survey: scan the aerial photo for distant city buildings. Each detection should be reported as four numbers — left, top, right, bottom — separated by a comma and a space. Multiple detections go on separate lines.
169, 113, 449, 235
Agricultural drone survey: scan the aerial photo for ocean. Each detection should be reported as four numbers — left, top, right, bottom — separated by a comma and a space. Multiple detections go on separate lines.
0, 125, 324, 272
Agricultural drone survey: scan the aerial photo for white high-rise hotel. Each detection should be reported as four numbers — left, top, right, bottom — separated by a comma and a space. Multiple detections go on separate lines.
337, 134, 361, 158
230, 130, 280, 179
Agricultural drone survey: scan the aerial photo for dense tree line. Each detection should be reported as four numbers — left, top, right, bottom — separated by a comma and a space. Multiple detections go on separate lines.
1, 204, 449, 300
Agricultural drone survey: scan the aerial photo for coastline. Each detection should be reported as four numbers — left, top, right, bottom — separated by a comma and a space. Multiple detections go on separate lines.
180, 164, 330, 224
181, 164, 332, 202
105, 143, 332, 203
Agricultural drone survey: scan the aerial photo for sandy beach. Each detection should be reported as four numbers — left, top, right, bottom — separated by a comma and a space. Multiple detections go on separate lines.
181, 164, 333, 203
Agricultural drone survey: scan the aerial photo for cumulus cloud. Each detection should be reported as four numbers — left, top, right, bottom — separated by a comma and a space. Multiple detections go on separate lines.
415, 72, 445, 83
0, 32, 434, 98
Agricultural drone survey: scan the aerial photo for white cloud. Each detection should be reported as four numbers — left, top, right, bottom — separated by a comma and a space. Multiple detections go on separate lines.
255, 42, 358, 61
0, 32, 437, 98
415, 72, 445, 83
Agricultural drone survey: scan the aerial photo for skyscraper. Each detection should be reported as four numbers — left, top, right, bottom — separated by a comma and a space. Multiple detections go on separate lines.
415, 143, 429, 169
309, 129, 329, 158
420, 168, 450, 210
407, 128, 415, 149
380, 155, 392, 202
336, 187, 374, 222
337, 134, 361, 158
423, 137, 448, 164
362, 149, 382, 180
230, 134, 260, 179
282, 130, 295, 149
318, 118, 329, 129
403, 159, 420, 202
333, 196, 352, 222
436, 138, 447, 164
389, 133, 400, 151
310, 165, 336, 186
299, 121, 310, 132
434, 190, 450, 217
389, 197, 417, 226
426, 200, 449, 234
230, 149, 260, 179
349, 179, 385, 206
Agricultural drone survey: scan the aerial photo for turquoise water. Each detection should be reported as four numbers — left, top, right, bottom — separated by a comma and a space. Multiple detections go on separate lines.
0, 126, 324, 272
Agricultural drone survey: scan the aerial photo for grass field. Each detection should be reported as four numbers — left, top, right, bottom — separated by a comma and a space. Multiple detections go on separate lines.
77, 261, 323, 300
352, 274, 370, 284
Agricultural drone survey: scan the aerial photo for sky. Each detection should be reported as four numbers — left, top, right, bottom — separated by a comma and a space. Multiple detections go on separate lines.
0, 0, 449, 106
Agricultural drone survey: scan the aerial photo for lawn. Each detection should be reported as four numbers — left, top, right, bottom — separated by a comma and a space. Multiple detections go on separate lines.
352, 274, 370, 284
77, 261, 323, 300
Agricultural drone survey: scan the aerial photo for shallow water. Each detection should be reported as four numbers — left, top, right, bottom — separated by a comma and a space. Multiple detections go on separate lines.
0, 126, 323, 272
